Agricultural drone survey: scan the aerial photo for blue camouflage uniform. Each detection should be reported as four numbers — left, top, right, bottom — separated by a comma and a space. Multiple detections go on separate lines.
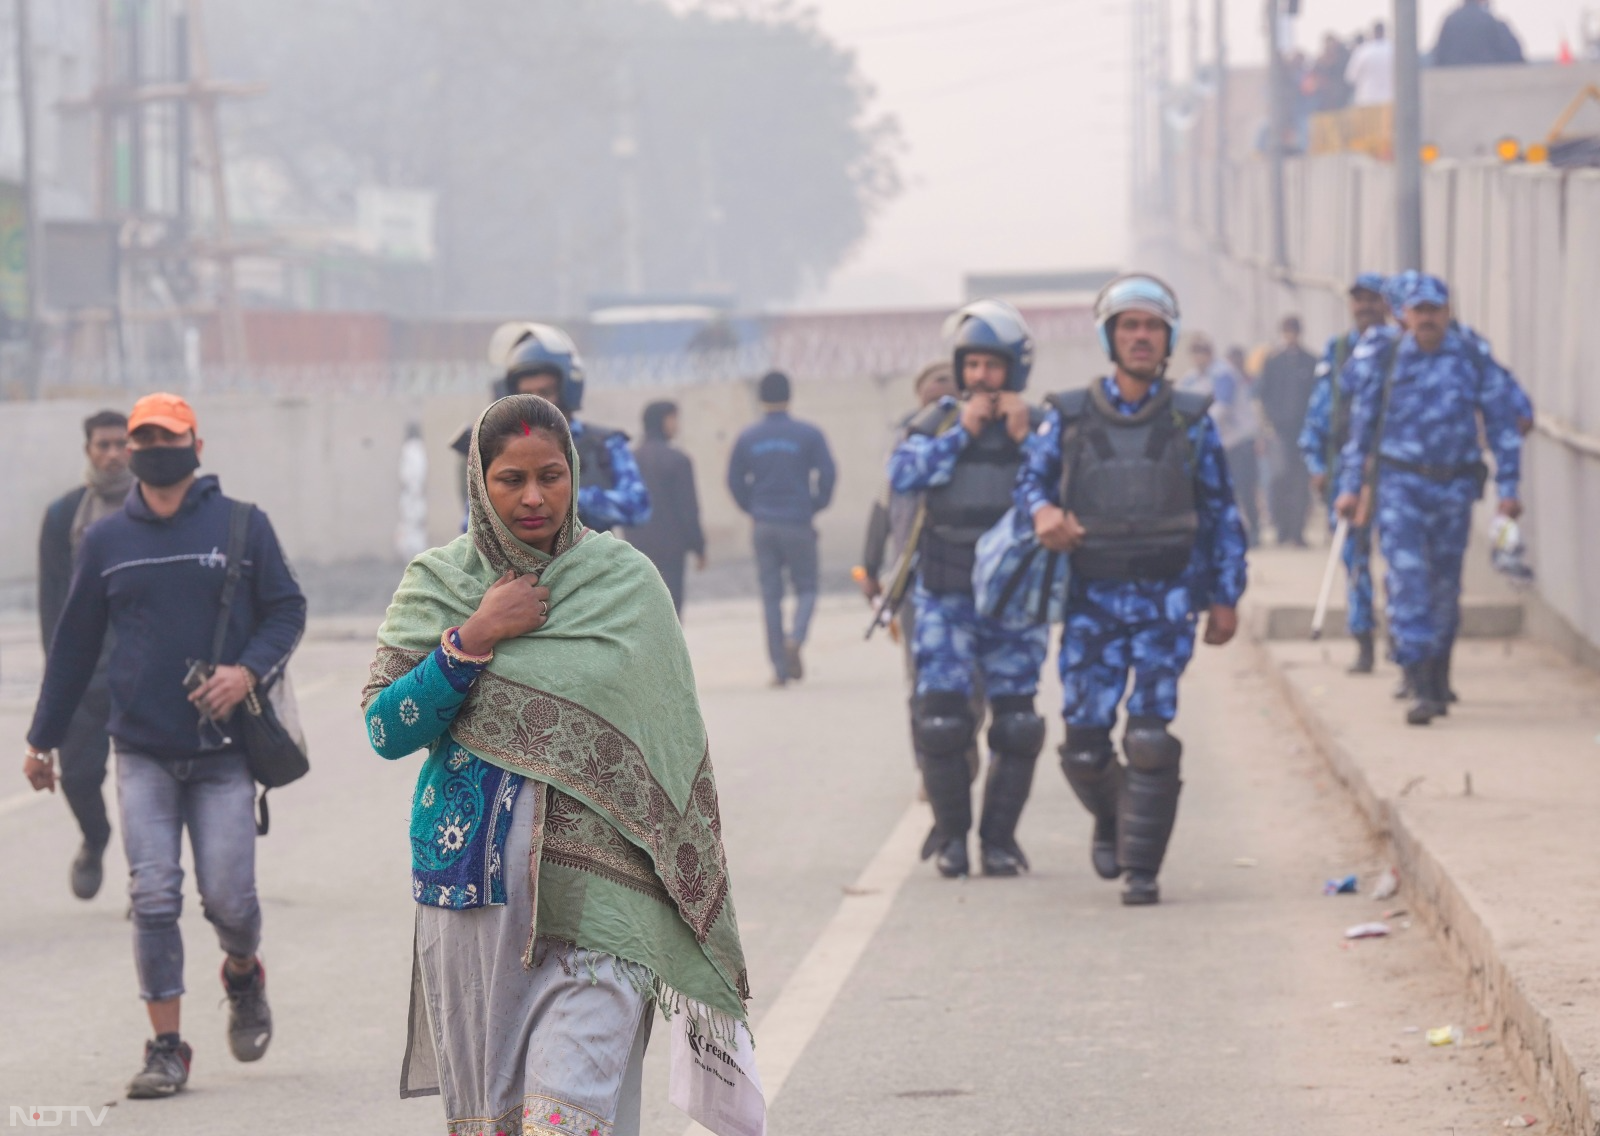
1016, 377, 1249, 729
1338, 284, 1524, 671
1298, 327, 1384, 637
571, 419, 652, 532
888, 398, 1050, 699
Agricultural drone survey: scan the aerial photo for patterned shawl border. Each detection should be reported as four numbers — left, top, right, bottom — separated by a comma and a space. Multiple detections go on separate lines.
449, 669, 732, 948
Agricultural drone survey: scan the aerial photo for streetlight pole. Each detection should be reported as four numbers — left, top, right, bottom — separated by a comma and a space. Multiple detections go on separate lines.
1394, 0, 1424, 270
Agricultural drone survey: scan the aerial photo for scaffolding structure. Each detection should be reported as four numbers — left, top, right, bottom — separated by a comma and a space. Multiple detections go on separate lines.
50, 0, 262, 385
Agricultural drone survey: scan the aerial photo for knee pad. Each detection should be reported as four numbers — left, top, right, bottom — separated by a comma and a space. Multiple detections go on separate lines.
1059, 726, 1116, 778
913, 692, 977, 760
1123, 716, 1182, 773
986, 696, 1045, 760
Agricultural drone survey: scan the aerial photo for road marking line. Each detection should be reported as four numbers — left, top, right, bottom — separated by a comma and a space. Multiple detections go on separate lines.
681, 799, 927, 1134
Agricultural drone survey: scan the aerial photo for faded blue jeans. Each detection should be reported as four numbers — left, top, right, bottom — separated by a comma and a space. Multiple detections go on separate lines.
116, 747, 261, 1002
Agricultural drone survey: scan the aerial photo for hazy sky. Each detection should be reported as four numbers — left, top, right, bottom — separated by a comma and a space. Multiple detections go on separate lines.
800, 0, 1590, 311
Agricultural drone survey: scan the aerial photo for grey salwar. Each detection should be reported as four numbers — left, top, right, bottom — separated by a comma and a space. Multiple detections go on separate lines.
405, 782, 654, 1136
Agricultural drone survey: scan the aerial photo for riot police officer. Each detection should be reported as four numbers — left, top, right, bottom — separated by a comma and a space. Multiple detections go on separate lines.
887, 301, 1050, 879
1016, 274, 1249, 906
1298, 272, 1391, 673
499, 324, 652, 533
1335, 274, 1525, 725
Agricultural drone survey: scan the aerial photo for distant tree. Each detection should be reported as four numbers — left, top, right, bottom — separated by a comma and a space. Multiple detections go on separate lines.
207, 0, 899, 313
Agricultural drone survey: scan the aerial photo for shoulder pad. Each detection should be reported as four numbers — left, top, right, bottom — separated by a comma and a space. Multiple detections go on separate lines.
1171, 389, 1213, 421
1350, 328, 1394, 362
1044, 387, 1092, 421
1026, 404, 1049, 430
908, 398, 958, 437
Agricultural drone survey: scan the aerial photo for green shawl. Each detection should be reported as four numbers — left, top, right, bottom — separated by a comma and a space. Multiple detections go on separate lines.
365, 397, 749, 1023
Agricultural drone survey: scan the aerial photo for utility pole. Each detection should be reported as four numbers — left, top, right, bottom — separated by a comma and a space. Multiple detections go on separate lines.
1213, 0, 1228, 245
1266, 0, 1289, 271
15, 0, 40, 393
1156, 0, 1174, 215
1131, 0, 1147, 213
1394, 0, 1424, 269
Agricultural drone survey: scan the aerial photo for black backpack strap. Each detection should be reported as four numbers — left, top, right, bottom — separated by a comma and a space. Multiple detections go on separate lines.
1045, 388, 1095, 509
210, 501, 255, 668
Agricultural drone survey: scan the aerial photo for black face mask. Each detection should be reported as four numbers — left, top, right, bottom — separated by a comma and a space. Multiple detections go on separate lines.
130, 445, 200, 488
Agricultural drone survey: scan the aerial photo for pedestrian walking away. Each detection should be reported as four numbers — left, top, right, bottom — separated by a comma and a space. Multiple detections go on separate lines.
1018, 274, 1249, 906
726, 369, 837, 686
475, 323, 652, 534
37, 408, 131, 900
1335, 274, 1526, 726
1180, 334, 1263, 547
1258, 315, 1320, 547
1299, 272, 1391, 674
626, 400, 706, 615
23, 392, 306, 1099
363, 393, 757, 1136
888, 300, 1051, 880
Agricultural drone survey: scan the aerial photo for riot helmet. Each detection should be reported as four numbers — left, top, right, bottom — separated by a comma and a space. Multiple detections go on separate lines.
1093, 273, 1181, 367
944, 299, 1036, 392
497, 323, 586, 411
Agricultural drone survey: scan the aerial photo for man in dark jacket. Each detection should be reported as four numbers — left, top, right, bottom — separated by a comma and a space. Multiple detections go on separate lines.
1258, 315, 1321, 546
23, 393, 306, 1101
38, 408, 131, 899
1433, 0, 1525, 66
627, 400, 706, 615
726, 371, 837, 686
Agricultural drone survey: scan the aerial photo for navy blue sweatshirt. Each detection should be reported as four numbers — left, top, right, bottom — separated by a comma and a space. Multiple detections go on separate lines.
725, 411, 837, 525
29, 476, 307, 760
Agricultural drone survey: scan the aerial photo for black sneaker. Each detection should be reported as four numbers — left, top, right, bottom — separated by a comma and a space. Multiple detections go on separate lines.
70, 842, 104, 900
1121, 870, 1161, 906
126, 1037, 192, 1099
222, 959, 273, 1062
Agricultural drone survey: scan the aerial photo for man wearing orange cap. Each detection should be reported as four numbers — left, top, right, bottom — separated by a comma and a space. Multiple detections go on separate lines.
23, 393, 306, 1100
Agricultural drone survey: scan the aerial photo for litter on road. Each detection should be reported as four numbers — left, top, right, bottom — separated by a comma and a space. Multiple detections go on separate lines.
1427, 1026, 1464, 1047
1324, 874, 1359, 895
1344, 922, 1391, 939
1502, 1115, 1539, 1128
1370, 867, 1400, 900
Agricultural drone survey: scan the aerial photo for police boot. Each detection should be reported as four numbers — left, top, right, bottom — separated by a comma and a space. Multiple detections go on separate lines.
1118, 719, 1183, 907
1404, 661, 1442, 726
977, 696, 1046, 877
1058, 726, 1123, 880
1348, 631, 1375, 675
912, 692, 976, 878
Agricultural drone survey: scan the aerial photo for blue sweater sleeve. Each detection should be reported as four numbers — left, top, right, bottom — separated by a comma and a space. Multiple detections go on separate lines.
810, 427, 838, 513
365, 641, 488, 760
579, 434, 652, 529
28, 534, 110, 751
237, 508, 307, 686
726, 435, 752, 515
1475, 354, 1525, 501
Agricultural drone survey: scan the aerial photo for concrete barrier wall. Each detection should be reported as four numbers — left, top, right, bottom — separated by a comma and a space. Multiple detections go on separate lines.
0, 335, 1105, 603
1142, 155, 1600, 656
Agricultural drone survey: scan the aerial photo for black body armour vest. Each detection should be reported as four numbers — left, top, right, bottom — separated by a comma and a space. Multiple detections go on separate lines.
910, 402, 1044, 595
1050, 382, 1210, 582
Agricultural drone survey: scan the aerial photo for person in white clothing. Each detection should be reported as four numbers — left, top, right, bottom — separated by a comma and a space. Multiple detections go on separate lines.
1345, 21, 1395, 106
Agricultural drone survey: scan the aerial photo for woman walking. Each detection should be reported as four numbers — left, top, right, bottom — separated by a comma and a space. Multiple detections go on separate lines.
364, 394, 756, 1136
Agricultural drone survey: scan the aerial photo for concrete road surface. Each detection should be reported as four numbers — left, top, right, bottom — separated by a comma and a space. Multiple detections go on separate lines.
0, 597, 1547, 1134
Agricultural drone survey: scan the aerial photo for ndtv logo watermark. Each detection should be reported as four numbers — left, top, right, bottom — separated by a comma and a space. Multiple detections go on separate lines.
8, 1107, 111, 1128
